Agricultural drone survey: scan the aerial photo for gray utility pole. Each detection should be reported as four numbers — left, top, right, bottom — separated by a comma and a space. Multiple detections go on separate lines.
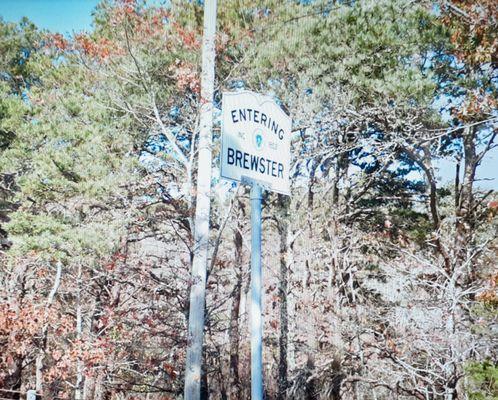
184, 0, 217, 399
250, 183, 264, 400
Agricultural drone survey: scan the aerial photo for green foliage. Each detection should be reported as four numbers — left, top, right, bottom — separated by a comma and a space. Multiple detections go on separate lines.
0, 82, 27, 150
0, 17, 42, 94
0, 28, 137, 261
247, 0, 446, 107
465, 361, 498, 400
392, 207, 433, 243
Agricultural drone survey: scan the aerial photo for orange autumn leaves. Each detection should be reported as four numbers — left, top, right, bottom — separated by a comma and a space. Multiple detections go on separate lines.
443, 0, 497, 66
0, 300, 72, 385
442, 1, 497, 121
453, 89, 497, 122
45, 0, 202, 95
44, 0, 247, 97
46, 32, 121, 62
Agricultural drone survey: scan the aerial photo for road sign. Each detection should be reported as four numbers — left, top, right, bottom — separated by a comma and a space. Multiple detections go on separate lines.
221, 91, 291, 195
221, 90, 292, 399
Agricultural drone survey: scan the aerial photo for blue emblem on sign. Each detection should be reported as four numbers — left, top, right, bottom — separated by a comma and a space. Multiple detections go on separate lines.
253, 129, 264, 151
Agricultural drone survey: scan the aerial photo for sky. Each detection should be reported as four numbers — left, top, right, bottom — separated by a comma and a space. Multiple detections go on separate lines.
0, 0, 100, 34
0, 0, 496, 189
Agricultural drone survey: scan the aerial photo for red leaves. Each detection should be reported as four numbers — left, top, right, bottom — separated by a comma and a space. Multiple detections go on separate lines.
170, 60, 201, 94
151, 10, 170, 29
104, 250, 127, 271
172, 22, 201, 51
487, 201, 498, 210
74, 34, 117, 61
46, 33, 69, 51
163, 363, 178, 378
46, 31, 120, 62
118, 0, 137, 16
109, 2, 170, 42
0, 302, 43, 351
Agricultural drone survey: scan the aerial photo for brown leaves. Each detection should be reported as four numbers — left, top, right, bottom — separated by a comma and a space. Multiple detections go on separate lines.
476, 272, 498, 306
443, 0, 498, 65
163, 363, 178, 378
0, 299, 72, 385
476, 289, 498, 306
451, 89, 497, 122
487, 201, 498, 210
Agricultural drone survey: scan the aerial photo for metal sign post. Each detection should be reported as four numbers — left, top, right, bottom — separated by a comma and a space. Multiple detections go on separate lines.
250, 182, 263, 400
26, 390, 37, 400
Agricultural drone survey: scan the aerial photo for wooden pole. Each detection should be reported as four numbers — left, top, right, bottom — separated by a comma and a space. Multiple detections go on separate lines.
184, 0, 217, 399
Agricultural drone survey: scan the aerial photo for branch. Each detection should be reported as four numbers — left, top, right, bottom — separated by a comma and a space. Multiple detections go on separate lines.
208, 189, 239, 276
46, 261, 63, 311
152, 97, 190, 167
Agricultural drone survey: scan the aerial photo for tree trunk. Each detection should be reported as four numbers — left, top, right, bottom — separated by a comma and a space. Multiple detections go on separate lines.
455, 127, 477, 279
93, 373, 107, 400
402, 144, 452, 274
201, 348, 209, 400
3, 356, 23, 399
228, 223, 243, 400
305, 354, 317, 400
277, 194, 290, 400
75, 264, 83, 400
83, 375, 95, 400
303, 160, 319, 289
286, 228, 297, 373
3, 264, 29, 399
36, 261, 62, 395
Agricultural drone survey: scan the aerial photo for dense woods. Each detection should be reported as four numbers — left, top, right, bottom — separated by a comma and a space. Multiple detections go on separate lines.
0, 0, 497, 399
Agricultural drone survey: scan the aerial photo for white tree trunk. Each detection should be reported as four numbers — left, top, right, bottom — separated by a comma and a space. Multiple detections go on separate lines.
36, 261, 62, 394
75, 264, 83, 400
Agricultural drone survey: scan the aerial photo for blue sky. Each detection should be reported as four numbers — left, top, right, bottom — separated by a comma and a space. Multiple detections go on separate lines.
0, 0, 100, 34
1, 0, 496, 189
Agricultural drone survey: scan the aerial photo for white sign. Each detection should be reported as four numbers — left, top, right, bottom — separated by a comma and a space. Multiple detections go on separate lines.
221, 91, 291, 195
